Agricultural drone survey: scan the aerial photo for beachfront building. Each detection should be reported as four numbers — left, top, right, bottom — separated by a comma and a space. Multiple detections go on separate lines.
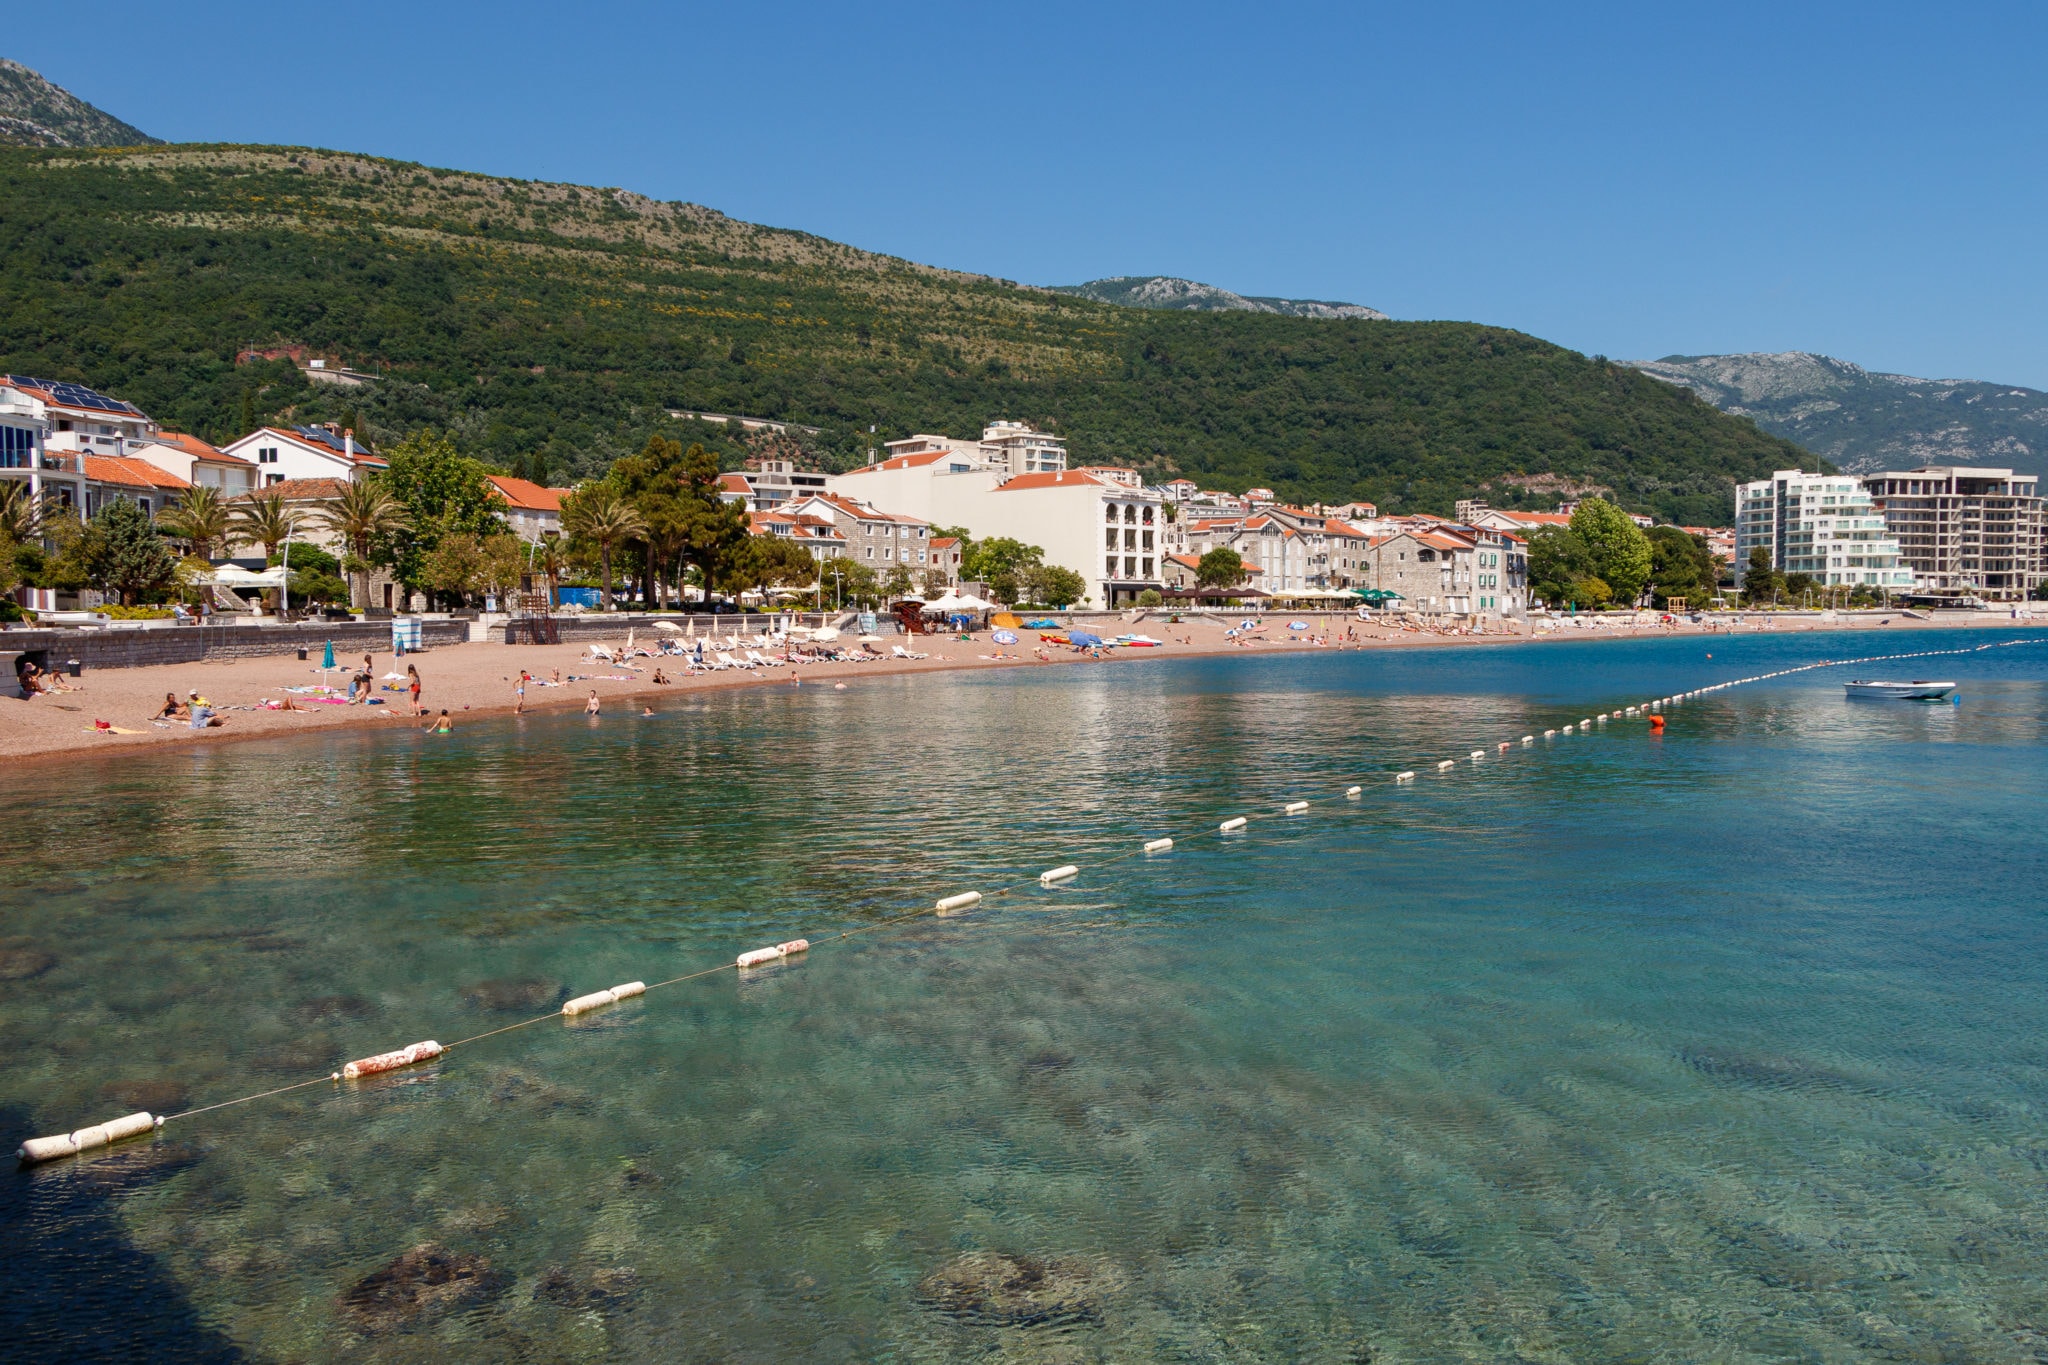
485, 475, 568, 542
220, 425, 387, 487
1172, 506, 1380, 595
129, 432, 258, 497
83, 455, 188, 518
928, 535, 964, 587
746, 507, 847, 562
878, 420, 1068, 478
786, 493, 936, 572
715, 456, 831, 512
1734, 470, 1916, 594
826, 459, 1164, 607
0, 375, 160, 521
1862, 465, 2045, 600
1361, 530, 1480, 615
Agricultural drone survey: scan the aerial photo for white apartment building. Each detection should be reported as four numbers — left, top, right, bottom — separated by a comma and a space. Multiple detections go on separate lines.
880, 419, 1068, 478
1862, 465, 2044, 600
1734, 470, 1915, 592
714, 456, 830, 512
826, 461, 1162, 607
129, 432, 258, 497
0, 375, 159, 520
220, 425, 387, 486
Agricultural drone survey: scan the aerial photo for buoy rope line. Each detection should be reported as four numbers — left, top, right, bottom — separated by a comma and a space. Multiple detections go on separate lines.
19, 634, 2043, 1165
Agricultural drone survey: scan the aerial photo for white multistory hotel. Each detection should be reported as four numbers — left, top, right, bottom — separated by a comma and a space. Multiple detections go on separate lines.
1733, 470, 1915, 592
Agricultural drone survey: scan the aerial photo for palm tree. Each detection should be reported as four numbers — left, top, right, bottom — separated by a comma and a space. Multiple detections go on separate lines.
229, 492, 294, 562
317, 479, 410, 610
157, 484, 233, 561
561, 485, 646, 610
0, 481, 42, 543
533, 535, 568, 606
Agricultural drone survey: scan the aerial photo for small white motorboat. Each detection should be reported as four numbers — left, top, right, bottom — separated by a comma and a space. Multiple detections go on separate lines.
1845, 679, 1956, 700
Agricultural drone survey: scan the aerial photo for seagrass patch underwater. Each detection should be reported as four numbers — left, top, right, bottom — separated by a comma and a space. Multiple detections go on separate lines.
5, 631, 2048, 1362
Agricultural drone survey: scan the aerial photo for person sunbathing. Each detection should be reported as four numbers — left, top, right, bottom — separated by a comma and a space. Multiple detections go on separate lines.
155, 692, 185, 719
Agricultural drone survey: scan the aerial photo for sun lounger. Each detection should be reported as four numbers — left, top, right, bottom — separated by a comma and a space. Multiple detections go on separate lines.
714, 651, 743, 670
892, 644, 929, 660
743, 650, 781, 668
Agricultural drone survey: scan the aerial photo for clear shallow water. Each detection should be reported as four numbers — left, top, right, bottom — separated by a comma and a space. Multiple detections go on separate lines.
5, 630, 2048, 1362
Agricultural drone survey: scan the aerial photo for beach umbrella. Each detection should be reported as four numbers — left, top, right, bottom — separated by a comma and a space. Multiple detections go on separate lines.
1288, 621, 1310, 631
322, 640, 335, 669
993, 628, 1019, 645
654, 620, 682, 632
812, 627, 841, 642
1067, 630, 1104, 647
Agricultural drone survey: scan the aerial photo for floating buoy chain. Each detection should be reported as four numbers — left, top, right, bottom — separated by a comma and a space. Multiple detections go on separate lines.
21, 633, 2043, 1164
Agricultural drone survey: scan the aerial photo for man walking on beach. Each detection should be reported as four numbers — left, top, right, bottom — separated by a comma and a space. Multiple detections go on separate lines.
515, 670, 529, 715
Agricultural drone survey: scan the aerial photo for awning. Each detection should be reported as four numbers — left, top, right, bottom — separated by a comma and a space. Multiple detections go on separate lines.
1158, 586, 1272, 599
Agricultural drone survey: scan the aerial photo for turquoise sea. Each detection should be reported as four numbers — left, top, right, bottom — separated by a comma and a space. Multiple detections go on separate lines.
5, 629, 2048, 1362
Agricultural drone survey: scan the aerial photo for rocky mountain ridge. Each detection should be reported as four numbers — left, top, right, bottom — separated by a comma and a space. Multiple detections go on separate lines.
1628, 351, 2045, 478
0, 59, 158, 148
1052, 276, 1387, 320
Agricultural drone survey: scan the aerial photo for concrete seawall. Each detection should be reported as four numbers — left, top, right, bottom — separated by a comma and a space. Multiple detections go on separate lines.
1, 620, 470, 671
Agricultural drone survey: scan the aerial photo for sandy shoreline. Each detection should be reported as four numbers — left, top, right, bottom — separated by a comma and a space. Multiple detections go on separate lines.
4, 612, 2038, 767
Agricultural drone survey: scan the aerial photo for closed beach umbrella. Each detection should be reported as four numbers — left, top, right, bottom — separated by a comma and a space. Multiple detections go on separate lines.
322, 640, 335, 670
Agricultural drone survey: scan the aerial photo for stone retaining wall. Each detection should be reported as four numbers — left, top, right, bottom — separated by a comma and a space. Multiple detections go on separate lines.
0, 620, 469, 671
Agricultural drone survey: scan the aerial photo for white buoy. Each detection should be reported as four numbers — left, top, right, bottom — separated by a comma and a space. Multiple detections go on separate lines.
1521, 735, 1534, 744
1470, 749, 1485, 759
1220, 816, 1248, 832
17, 1110, 159, 1165
1284, 801, 1309, 815
1345, 785, 1362, 797
340, 1040, 442, 1080
1143, 837, 1174, 853
1544, 729, 1556, 737
934, 891, 983, 915
777, 940, 809, 956
1039, 865, 1080, 884
563, 981, 648, 1016
1436, 760, 1455, 770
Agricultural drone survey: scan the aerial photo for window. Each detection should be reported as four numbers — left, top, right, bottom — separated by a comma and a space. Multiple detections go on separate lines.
0, 425, 34, 468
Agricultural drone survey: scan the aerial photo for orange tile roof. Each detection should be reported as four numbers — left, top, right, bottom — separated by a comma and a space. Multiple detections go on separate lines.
993, 470, 1107, 492
233, 477, 350, 501
486, 475, 566, 512
84, 454, 189, 491
718, 472, 752, 492
929, 536, 959, 549
840, 450, 955, 474
1501, 510, 1572, 526
151, 430, 249, 464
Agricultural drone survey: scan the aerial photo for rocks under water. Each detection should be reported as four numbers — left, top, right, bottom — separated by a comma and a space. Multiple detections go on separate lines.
915, 1252, 1124, 1327
339, 1243, 506, 1333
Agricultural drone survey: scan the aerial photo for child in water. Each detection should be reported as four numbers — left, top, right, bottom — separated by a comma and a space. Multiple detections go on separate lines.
423, 709, 451, 733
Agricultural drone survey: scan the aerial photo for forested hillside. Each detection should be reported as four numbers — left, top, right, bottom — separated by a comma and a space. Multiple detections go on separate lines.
0, 144, 1814, 523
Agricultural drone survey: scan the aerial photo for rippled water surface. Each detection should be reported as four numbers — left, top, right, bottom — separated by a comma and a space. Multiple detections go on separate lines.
6, 631, 2048, 1362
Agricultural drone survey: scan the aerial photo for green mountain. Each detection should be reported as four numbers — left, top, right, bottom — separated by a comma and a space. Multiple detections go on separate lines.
0, 142, 1810, 523
0, 59, 158, 148
1053, 276, 1388, 320
1628, 352, 2045, 479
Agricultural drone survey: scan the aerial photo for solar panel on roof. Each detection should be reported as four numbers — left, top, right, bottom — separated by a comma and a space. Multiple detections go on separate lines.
4, 375, 143, 417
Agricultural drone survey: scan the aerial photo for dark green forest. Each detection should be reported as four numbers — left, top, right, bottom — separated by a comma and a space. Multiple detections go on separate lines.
0, 145, 1818, 523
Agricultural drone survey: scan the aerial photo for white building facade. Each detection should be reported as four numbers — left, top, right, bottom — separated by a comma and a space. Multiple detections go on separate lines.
1734, 470, 1915, 593
220, 425, 387, 487
1862, 465, 2044, 600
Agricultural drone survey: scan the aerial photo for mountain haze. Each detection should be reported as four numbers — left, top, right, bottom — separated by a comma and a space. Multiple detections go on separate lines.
1628, 352, 2045, 479
0, 59, 158, 148
1054, 276, 1388, 320
0, 140, 1807, 523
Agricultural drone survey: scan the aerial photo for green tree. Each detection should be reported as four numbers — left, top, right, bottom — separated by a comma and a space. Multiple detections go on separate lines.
229, 492, 295, 561
1743, 547, 1782, 605
157, 484, 233, 561
561, 484, 647, 610
1646, 525, 1717, 608
317, 479, 410, 609
881, 564, 914, 600
1136, 587, 1164, 607
0, 482, 41, 544
729, 533, 818, 595
380, 430, 505, 590
919, 567, 950, 596
1525, 526, 1595, 604
81, 498, 177, 605
821, 556, 878, 608
1568, 499, 1652, 603
1029, 564, 1087, 607
1195, 546, 1245, 588
965, 536, 1044, 603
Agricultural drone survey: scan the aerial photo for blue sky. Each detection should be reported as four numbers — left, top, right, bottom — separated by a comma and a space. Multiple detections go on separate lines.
16, 2, 2048, 387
